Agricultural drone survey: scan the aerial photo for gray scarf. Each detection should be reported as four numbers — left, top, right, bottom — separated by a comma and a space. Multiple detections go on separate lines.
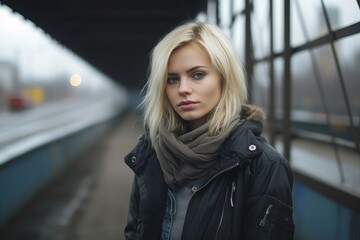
154, 116, 241, 190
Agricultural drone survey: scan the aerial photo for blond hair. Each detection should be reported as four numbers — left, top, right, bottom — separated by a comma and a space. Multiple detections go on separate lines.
141, 22, 248, 145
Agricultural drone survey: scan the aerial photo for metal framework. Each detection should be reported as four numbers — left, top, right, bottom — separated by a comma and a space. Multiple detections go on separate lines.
212, 0, 360, 213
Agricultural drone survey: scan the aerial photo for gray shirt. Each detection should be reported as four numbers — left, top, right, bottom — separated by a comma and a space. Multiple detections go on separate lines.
169, 186, 194, 240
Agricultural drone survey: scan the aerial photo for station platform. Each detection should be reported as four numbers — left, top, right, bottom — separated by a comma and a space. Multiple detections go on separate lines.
0, 111, 358, 240
1, 111, 143, 240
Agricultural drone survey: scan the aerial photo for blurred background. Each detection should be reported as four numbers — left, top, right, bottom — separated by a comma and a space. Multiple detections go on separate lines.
0, 0, 359, 239
0, 4, 125, 109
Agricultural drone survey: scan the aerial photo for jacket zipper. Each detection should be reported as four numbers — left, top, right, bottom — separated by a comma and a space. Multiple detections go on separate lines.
230, 181, 235, 207
215, 185, 230, 240
182, 162, 241, 239
195, 162, 240, 192
259, 204, 273, 226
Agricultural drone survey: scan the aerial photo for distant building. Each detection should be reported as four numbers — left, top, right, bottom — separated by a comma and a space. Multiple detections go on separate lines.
0, 62, 17, 109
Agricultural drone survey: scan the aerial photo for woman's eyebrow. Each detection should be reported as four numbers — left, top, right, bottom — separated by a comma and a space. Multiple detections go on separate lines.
167, 66, 208, 75
167, 73, 178, 76
186, 66, 208, 73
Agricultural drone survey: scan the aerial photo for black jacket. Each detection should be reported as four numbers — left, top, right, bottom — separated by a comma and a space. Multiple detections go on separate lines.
124, 106, 295, 240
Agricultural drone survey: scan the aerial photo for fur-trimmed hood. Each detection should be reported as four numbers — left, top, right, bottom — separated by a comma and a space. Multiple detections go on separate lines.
240, 104, 266, 125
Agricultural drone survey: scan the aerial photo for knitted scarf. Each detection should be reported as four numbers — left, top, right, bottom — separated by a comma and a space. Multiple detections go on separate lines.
154, 116, 240, 190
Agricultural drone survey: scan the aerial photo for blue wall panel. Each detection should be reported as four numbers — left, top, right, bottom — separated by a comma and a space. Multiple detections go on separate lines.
0, 148, 52, 226
293, 182, 360, 240
0, 121, 113, 228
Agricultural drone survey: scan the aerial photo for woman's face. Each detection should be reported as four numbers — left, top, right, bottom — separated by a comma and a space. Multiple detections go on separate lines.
166, 42, 222, 130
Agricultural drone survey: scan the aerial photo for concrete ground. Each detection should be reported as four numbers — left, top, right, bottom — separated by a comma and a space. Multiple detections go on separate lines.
1, 112, 143, 240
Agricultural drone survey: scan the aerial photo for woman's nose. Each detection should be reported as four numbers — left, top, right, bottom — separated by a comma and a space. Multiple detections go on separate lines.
178, 79, 192, 95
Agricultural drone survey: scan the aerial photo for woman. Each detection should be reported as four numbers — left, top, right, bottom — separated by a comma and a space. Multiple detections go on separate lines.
124, 22, 294, 240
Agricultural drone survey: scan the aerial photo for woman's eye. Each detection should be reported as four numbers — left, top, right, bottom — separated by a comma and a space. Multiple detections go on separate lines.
193, 72, 205, 79
167, 76, 179, 84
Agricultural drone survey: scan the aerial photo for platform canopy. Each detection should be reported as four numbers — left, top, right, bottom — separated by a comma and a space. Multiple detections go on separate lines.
1, 0, 207, 90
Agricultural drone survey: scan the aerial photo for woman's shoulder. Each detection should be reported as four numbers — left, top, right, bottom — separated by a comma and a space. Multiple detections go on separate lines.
124, 133, 155, 173
257, 141, 289, 170
227, 112, 288, 170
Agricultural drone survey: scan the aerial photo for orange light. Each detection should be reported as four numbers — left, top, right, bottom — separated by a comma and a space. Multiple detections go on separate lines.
69, 74, 82, 87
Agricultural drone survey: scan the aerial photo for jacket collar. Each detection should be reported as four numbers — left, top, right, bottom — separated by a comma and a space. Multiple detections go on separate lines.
199, 105, 266, 184
222, 104, 265, 161
240, 104, 266, 124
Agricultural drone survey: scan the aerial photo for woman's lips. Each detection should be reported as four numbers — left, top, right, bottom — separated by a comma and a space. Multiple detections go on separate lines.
178, 100, 197, 110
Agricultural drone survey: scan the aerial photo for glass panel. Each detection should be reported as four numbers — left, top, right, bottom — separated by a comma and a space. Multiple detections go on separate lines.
291, 0, 328, 46
253, 62, 270, 109
290, 34, 360, 142
291, 0, 360, 47
291, 51, 323, 113
219, 0, 231, 28
207, 0, 217, 24
231, 15, 245, 64
323, 0, 360, 30
232, 0, 244, 13
274, 58, 284, 118
252, 0, 270, 59
291, 0, 311, 47
334, 34, 360, 119
311, 45, 347, 116
273, 0, 284, 53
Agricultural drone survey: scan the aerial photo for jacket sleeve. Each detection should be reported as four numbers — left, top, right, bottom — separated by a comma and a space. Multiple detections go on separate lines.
124, 176, 140, 240
242, 151, 295, 240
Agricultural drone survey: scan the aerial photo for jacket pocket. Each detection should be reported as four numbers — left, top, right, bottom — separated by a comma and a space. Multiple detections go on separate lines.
258, 199, 295, 240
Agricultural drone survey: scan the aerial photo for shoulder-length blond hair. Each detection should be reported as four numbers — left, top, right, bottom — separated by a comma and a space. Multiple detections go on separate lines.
141, 21, 248, 145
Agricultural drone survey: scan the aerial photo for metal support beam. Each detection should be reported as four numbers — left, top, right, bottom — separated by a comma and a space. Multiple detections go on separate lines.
283, 0, 291, 160
268, 0, 276, 146
215, 0, 220, 25
245, 0, 253, 102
